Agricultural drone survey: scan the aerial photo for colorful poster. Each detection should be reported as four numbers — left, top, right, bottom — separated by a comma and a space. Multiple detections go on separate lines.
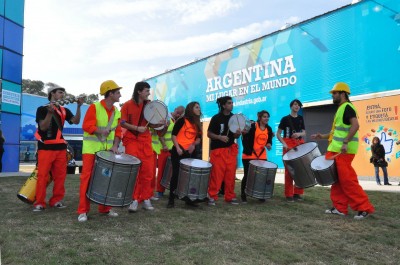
353, 95, 400, 177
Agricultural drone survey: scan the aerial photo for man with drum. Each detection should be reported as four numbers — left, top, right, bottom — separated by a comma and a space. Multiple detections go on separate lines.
34, 85, 84, 212
121, 81, 164, 212
153, 106, 185, 198
77, 80, 122, 222
207, 96, 242, 206
276, 99, 306, 203
311, 82, 375, 220
241, 110, 274, 203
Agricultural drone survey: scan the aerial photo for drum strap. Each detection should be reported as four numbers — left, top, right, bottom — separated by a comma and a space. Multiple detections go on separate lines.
252, 148, 265, 159
95, 110, 115, 142
130, 100, 148, 136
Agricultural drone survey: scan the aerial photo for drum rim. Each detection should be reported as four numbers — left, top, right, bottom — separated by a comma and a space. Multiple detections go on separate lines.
282, 142, 319, 161
228, 114, 249, 132
310, 155, 334, 170
180, 158, 212, 168
249, 159, 278, 168
95, 151, 141, 165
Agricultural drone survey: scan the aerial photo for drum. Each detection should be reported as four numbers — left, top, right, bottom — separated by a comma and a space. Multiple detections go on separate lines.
282, 142, 321, 188
87, 151, 141, 207
160, 156, 172, 189
228, 114, 251, 133
176, 158, 212, 201
310, 155, 338, 186
245, 160, 278, 199
144, 100, 168, 128
17, 166, 52, 204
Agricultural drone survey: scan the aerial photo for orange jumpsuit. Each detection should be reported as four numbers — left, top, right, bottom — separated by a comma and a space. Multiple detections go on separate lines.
121, 100, 154, 202
77, 100, 122, 214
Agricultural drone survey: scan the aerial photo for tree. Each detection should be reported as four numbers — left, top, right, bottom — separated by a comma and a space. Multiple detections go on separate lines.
78, 93, 99, 105
22, 79, 46, 96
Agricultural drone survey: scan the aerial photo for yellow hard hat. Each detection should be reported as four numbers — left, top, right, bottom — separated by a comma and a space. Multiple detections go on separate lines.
330, 82, 351, 94
100, 80, 122, 95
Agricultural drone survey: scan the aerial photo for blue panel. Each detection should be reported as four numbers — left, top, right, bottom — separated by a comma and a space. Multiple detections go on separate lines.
0, 49, 3, 77
4, 20, 23, 54
0, 17, 4, 46
2, 144, 20, 172
1, 112, 21, 144
1, 80, 21, 114
2, 50, 22, 84
0, 0, 4, 16
5, 0, 24, 26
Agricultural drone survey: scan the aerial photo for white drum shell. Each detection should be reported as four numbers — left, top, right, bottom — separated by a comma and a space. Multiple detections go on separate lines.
229, 114, 251, 133
144, 100, 168, 125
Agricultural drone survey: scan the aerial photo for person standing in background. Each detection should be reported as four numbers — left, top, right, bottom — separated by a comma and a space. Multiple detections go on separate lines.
0, 130, 5, 172
276, 99, 306, 202
370, 136, 391, 185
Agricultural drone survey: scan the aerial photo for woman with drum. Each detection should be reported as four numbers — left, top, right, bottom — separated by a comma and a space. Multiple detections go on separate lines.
370, 136, 391, 185
241, 110, 274, 203
167, 101, 202, 208
276, 99, 306, 203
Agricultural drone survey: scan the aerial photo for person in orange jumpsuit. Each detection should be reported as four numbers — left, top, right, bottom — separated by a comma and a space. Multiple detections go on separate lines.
155, 106, 185, 198
207, 96, 243, 206
276, 99, 306, 202
121, 81, 164, 212
34, 85, 84, 212
241, 110, 274, 203
77, 80, 122, 222
311, 82, 375, 220
167, 102, 202, 208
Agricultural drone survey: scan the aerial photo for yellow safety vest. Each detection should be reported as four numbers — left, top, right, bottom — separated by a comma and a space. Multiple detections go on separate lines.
327, 102, 359, 154
151, 118, 175, 154
82, 102, 121, 154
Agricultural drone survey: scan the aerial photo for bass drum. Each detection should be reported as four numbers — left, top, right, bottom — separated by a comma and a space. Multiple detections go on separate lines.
282, 142, 321, 188
143, 100, 168, 128
176, 159, 212, 201
245, 160, 277, 199
228, 114, 251, 133
311, 155, 338, 186
87, 151, 141, 207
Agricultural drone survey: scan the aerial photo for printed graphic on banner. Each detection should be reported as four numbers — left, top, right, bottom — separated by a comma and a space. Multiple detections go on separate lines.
353, 96, 400, 177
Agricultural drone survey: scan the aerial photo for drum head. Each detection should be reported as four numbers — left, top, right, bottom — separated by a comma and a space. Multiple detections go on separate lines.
96, 151, 141, 165
249, 160, 278, 169
180, 158, 212, 168
311, 155, 334, 170
283, 142, 318, 161
229, 114, 247, 133
144, 100, 168, 125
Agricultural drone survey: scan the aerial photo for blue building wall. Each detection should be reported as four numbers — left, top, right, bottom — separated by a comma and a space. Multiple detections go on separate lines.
0, 0, 25, 172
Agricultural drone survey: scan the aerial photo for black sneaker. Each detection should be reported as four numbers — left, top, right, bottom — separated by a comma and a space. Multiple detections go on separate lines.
286, 197, 294, 203
384, 183, 392, 186
354, 211, 369, 220
53, 201, 67, 209
166, 200, 175, 208
293, 194, 303, 201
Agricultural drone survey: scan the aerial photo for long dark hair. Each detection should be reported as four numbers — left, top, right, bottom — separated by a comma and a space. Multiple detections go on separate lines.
132, 81, 150, 104
216, 96, 232, 113
257, 110, 270, 125
185, 101, 202, 135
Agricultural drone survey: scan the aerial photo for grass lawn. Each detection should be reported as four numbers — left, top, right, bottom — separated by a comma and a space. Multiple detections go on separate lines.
1, 174, 399, 265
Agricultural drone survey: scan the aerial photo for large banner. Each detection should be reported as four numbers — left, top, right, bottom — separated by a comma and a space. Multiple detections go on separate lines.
353, 95, 400, 177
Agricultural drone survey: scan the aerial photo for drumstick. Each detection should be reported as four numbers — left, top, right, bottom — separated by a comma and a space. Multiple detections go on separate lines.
146, 112, 156, 127
236, 115, 242, 132
326, 153, 341, 160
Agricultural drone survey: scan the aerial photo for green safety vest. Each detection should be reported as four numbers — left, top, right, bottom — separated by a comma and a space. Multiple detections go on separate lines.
82, 102, 121, 154
327, 102, 359, 154
151, 118, 175, 154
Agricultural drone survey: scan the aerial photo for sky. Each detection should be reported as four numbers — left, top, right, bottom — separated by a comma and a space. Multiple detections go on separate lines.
22, 0, 352, 103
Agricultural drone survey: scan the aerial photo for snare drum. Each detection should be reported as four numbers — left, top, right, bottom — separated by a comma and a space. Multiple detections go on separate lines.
176, 159, 212, 201
282, 142, 321, 188
160, 156, 172, 189
144, 100, 168, 127
310, 155, 338, 186
245, 160, 277, 199
228, 114, 251, 133
87, 151, 141, 207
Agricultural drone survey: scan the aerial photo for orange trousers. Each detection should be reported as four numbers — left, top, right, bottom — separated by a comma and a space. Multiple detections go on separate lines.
156, 150, 170, 193
77, 154, 111, 214
283, 138, 304, 197
125, 140, 154, 202
327, 151, 375, 215
208, 144, 238, 201
35, 149, 67, 208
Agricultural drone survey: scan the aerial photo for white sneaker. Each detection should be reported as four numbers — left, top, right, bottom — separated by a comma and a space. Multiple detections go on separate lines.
53, 201, 67, 209
128, 200, 139, 212
33, 205, 45, 212
325, 207, 345, 216
78, 213, 88, 222
143, 199, 154, 210
208, 198, 216, 206
107, 210, 118, 217
150, 196, 159, 201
